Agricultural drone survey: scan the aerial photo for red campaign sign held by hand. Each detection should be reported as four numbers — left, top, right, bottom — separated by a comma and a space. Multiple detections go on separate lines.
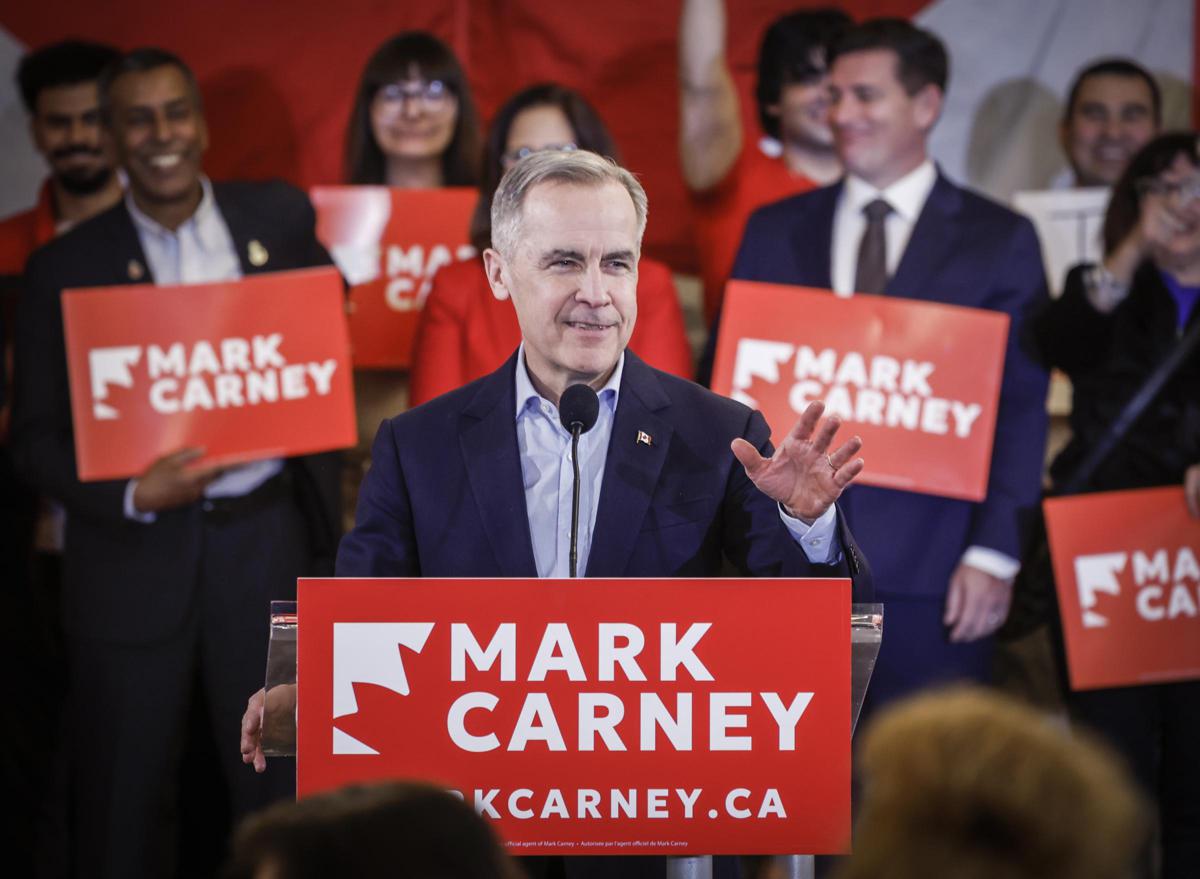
297, 578, 851, 856
311, 186, 478, 368
1045, 487, 1200, 690
712, 281, 1009, 501
62, 266, 356, 482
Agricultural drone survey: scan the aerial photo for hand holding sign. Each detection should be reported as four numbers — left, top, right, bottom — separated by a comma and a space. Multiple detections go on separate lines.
131, 447, 226, 513
732, 400, 864, 523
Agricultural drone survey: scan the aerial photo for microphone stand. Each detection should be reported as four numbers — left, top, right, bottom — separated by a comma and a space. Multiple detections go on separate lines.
569, 420, 582, 578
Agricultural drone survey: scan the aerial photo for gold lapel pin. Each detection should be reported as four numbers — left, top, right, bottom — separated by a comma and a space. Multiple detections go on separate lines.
127, 259, 144, 281
248, 239, 269, 267
636, 430, 653, 446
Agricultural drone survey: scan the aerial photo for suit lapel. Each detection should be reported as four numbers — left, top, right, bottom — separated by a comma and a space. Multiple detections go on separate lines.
105, 203, 156, 286
792, 182, 841, 289
586, 352, 673, 577
213, 184, 272, 277
887, 171, 963, 302
459, 353, 538, 576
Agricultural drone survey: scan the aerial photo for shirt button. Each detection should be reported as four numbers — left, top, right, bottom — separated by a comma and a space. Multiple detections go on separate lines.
809, 537, 823, 547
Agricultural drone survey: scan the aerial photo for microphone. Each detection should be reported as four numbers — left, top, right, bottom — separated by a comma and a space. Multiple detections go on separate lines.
559, 384, 600, 577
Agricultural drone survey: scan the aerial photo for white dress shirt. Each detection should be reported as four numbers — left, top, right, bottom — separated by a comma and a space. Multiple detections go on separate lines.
514, 346, 838, 578
830, 160, 1019, 581
123, 178, 283, 521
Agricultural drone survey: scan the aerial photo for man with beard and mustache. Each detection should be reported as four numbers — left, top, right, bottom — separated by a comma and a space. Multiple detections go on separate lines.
0, 40, 120, 877
1, 40, 123, 276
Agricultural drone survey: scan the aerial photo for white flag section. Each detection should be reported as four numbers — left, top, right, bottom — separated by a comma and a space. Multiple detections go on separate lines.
1013, 187, 1110, 297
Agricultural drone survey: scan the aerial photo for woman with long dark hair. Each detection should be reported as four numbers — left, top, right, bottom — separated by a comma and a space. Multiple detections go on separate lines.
344, 32, 480, 187
1033, 131, 1200, 879
409, 83, 692, 406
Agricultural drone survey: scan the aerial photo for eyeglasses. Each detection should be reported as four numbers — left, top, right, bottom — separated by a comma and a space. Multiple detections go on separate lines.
374, 79, 455, 114
1136, 175, 1200, 203
501, 142, 578, 167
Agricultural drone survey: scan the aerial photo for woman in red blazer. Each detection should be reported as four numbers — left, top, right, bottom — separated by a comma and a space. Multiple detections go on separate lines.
410, 84, 692, 406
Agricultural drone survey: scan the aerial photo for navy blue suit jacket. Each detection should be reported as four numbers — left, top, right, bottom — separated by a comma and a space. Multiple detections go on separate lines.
722, 173, 1048, 599
338, 349, 870, 598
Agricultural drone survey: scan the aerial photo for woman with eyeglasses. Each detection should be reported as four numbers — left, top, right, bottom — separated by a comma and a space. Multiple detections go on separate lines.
409, 83, 692, 406
1031, 131, 1200, 879
344, 32, 480, 188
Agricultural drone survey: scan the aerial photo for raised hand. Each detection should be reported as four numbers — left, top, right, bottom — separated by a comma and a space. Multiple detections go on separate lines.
731, 400, 864, 522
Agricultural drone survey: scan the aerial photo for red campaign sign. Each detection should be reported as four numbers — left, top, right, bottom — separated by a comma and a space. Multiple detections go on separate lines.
297, 578, 851, 856
311, 186, 478, 369
1045, 487, 1200, 690
712, 281, 1010, 501
62, 266, 356, 481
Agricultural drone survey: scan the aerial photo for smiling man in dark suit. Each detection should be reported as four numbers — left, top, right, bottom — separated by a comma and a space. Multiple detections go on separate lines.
12, 48, 340, 879
243, 148, 871, 879
713, 19, 1049, 715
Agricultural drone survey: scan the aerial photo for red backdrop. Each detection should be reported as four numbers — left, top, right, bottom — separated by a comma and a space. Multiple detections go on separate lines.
3, 1, 928, 270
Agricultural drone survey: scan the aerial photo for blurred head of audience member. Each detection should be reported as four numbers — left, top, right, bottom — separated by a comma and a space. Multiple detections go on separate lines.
755, 8, 851, 152
826, 18, 947, 190
223, 781, 522, 879
98, 48, 208, 231
18, 39, 121, 199
1061, 59, 1161, 189
345, 31, 481, 188
1103, 131, 1200, 277
836, 687, 1147, 879
469, 83, 618, 251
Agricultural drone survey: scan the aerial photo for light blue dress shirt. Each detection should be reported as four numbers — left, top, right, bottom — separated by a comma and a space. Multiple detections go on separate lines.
513, 347, 839, 578
123, 178, 283, 521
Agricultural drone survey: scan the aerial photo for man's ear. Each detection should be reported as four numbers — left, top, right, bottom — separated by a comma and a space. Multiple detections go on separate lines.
913, 83, 944, 132
483, 248, 510, 301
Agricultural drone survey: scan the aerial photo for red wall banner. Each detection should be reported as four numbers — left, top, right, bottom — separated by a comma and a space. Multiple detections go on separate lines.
297, 577, 851, 856
62, 266, 356, 481
711, 281, 1009, 501
312, 186, 479, 368
1045, 487, 1200, 691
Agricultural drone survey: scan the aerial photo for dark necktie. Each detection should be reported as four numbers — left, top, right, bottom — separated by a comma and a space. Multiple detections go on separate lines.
853, 198, 893, 294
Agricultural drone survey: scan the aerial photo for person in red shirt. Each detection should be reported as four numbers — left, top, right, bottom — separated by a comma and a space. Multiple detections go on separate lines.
410, 84, 692, 407
679, 0, 849, 323
0, 41, 123, 276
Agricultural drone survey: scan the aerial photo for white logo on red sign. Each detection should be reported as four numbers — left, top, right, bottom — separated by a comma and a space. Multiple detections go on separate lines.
330, 621, 814, 756
85, 335, 338, 421
1073, 547, 1200, 628
731, 338, 984, 438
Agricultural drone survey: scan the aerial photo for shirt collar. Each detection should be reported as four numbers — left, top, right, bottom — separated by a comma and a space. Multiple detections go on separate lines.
514, 343, 623, 422
125, 175, 218, 239
843, 159, 937, 223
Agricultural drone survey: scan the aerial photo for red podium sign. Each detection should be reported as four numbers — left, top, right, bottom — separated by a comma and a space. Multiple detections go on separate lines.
712, 281, 1009, 501
311, 186, 478, 368
1045, 487, 1200, 690
62, 266, 355, 481
297, 577, 851, 855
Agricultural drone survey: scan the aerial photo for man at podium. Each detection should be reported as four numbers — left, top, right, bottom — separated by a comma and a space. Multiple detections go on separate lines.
244, 149, 870, 877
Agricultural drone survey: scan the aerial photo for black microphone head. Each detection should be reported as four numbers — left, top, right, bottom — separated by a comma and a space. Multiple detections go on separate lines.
559, 383, 600, 434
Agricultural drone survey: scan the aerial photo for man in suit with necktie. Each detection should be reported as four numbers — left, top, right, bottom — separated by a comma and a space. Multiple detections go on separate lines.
12, 48, 340, 879
709, 18, 1049, 715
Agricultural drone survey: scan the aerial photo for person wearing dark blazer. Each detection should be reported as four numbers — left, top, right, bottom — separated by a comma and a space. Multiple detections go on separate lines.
12, 49, 341, 879
704, 20, 1049, 716
244, 148, 870, 879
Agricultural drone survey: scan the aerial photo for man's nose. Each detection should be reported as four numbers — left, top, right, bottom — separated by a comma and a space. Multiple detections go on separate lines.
576, 265, 611, 306
152, 111, 173, 143
830, 97, 855, 127
70, 117, 93, 145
